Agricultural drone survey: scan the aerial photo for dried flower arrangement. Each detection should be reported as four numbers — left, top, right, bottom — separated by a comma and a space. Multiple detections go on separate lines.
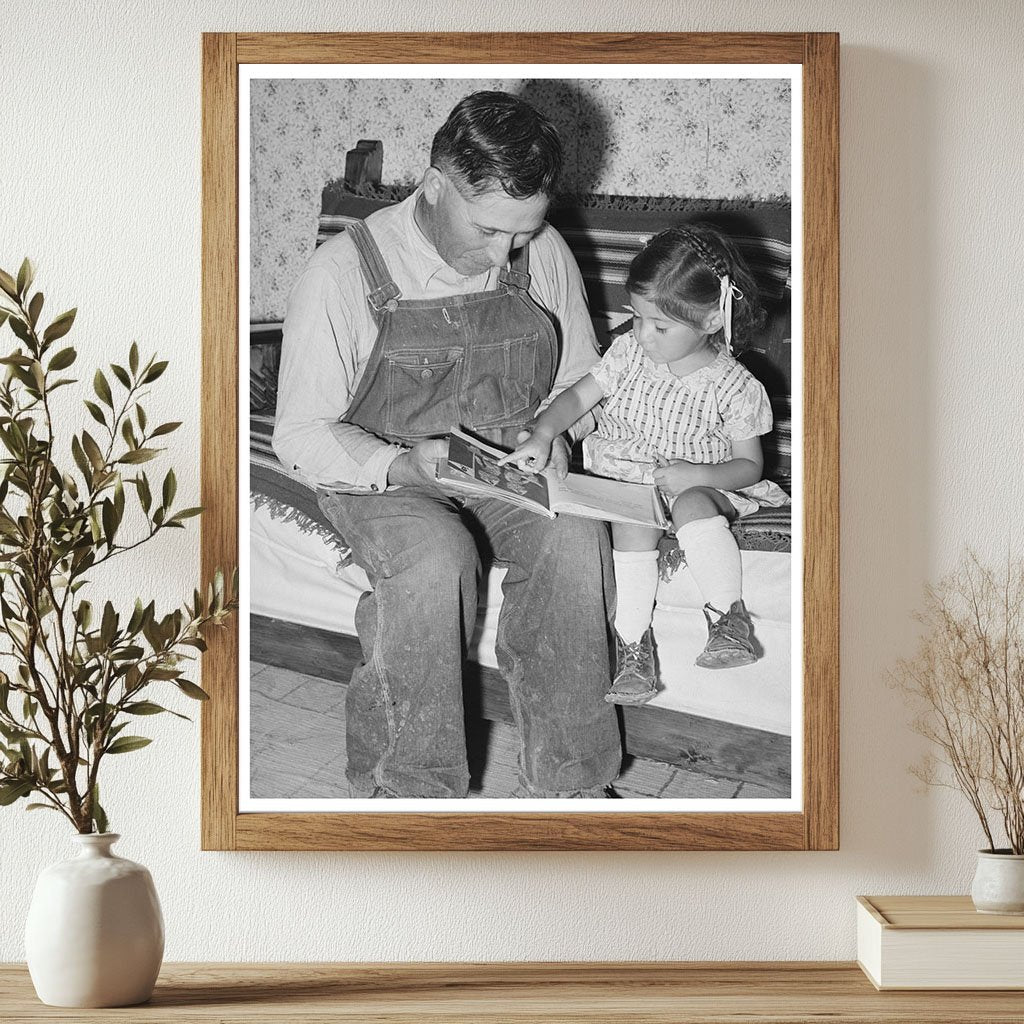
894, 552, 1024, 854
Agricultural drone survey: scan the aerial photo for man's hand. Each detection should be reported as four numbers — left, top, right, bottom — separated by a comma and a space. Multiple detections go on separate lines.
387, 438, 449, 488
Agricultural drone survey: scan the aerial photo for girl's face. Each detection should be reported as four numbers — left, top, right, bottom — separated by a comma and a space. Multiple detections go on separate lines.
629, 292, 715, 366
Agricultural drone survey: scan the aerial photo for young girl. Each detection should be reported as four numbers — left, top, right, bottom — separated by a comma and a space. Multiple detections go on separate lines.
498, 224, 789, 705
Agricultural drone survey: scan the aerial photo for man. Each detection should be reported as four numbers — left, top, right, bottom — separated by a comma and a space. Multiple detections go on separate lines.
274, 91, 621, 798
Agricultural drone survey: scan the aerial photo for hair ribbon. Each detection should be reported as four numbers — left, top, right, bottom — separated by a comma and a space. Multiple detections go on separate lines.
719, 274, 743, 356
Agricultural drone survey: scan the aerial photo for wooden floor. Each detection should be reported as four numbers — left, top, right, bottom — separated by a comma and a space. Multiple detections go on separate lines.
4, 962, 1024, 1023
250, 662, 785, 800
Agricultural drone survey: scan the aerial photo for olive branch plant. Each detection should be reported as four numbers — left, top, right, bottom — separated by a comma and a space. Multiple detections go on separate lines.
894, 552, 1024, 854
0, 259, 236, 834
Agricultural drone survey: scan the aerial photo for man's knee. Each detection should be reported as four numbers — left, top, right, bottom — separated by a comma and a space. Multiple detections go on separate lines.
400, 519, 479, 585
537, 514, 609, 572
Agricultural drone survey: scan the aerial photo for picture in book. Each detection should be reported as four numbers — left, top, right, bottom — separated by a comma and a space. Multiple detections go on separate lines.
438, 428, 670, 529
246, 69, 798, 807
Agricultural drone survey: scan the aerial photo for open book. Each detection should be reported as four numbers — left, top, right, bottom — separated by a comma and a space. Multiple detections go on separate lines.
436, 428, 670, 530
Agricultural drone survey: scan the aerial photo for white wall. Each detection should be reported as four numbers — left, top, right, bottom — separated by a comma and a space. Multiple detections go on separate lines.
2, 0, 1022, 962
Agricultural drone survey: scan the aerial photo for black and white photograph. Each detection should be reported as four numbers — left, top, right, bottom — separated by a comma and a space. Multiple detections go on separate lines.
243, 65, 800, 812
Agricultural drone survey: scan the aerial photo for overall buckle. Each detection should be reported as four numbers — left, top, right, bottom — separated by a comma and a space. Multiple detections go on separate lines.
367, 282, 401, 314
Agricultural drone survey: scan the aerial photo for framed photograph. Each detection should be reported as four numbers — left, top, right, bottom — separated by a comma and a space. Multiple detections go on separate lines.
201, 32, 838, 850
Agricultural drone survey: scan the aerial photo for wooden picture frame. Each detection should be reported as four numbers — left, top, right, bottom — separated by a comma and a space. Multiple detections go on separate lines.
201, 32, 839, 851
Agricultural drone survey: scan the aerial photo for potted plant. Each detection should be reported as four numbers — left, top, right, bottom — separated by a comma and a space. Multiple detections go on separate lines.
0, 259, 236, 1005
894, 552, 1024, 914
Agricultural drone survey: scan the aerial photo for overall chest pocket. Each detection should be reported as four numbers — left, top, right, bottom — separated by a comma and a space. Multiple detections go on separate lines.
384, 348, 463, 439
465, 332, 540, 430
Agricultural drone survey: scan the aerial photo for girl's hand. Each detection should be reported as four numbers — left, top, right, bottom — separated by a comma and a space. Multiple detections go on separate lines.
653, 458, 705, 497
497, 431, 554, 475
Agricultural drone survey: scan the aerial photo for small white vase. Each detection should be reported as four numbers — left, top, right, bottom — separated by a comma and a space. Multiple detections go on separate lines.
24, 833, 164, 1007
971, 849, 1024, 915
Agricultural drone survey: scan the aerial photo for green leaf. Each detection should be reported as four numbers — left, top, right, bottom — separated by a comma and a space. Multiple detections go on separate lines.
0, 269, 18, 300
100, 601, 117, 647
91, 785, 108, 834
105, 735, 152, 755
113, 475, 125, 521
42, 308, 77, 344
71, 435, 92, 482
110, 363, 131, 389
81, 431, 105, 471
101, 498, 117, 546
168, 507, 202, 524
93, 369, 113, 408
8, 316, 31, 344
27, 292, 43, 328
176, 679, 210, 701
162, 468, 176, 508
0, 309, 9, 330
26, 802, 61, 813
136, 473, 152, 513
83, 400, 106, 427
47, 346, 76, 371
124, 700, 171, 716
118, 448, 157, 465
0, 779, 33, 805
129, 342, 139, 376
16, 258, 34, 299
75, 599, 92, 631
150, 421, 181, 438
142, 360, 168, 383
121, 418, 137, 449
136, 404, 147, 432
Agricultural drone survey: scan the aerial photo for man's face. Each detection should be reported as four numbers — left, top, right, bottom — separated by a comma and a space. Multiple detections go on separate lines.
418, 169, 549, 277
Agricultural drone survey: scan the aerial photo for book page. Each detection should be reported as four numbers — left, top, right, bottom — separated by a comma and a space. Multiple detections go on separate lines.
548, 472, 669, 529
438, 430, 553, 514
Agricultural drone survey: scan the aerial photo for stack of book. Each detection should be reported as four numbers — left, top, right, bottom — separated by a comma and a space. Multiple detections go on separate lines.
857, 895, 1024, 990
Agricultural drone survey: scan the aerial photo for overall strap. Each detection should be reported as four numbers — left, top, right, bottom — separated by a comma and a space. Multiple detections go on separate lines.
499, 242, 532, 292
346, 220, 402, 315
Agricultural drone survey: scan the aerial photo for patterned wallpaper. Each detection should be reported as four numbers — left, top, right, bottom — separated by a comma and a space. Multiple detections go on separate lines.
250, 77, 791, 321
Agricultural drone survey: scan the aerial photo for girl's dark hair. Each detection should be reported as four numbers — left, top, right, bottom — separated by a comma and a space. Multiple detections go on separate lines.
626, 223, 764, 349
430, 91, 563, 199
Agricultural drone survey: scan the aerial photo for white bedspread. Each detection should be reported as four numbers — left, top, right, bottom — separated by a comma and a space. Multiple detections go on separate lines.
250, 502, 792, 736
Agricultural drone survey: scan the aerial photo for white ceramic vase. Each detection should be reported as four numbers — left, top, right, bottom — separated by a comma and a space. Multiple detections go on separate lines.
970, 849, 1024, 915
24, 833, 164, 1007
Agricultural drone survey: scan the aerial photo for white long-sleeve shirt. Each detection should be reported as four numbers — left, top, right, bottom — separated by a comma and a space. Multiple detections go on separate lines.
273, 192, 601, 493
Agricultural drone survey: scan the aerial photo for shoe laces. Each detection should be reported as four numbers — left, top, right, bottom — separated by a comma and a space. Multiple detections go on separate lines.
619, 632, 653, 670
702, 603, 751, 646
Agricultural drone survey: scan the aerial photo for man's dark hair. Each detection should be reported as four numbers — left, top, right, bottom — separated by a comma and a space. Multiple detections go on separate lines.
430, 91, 563, 199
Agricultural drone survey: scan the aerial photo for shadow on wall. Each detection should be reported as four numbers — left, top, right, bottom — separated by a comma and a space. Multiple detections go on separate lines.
515, 79, 612, 195
838, 47, 944, 870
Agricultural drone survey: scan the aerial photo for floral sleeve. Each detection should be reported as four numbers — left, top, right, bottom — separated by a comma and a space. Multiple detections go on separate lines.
722, 373, 774, 440
589, 332, 635, 398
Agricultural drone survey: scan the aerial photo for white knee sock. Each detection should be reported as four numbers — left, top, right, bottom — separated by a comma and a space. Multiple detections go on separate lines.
676, 515, 742, 610
612, 549, 660, 643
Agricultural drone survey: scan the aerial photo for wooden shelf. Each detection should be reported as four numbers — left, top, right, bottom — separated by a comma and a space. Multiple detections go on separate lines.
3, 962, 1024, 1022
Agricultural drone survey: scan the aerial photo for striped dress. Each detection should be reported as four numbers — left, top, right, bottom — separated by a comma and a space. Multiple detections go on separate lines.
583, 332, 790, 517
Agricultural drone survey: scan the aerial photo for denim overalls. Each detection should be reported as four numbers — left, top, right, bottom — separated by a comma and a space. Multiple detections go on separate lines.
318, 219, 621, 798
343, 220, 558, 448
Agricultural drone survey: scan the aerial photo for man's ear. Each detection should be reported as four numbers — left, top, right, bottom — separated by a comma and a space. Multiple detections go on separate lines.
420, 166, 445, 207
